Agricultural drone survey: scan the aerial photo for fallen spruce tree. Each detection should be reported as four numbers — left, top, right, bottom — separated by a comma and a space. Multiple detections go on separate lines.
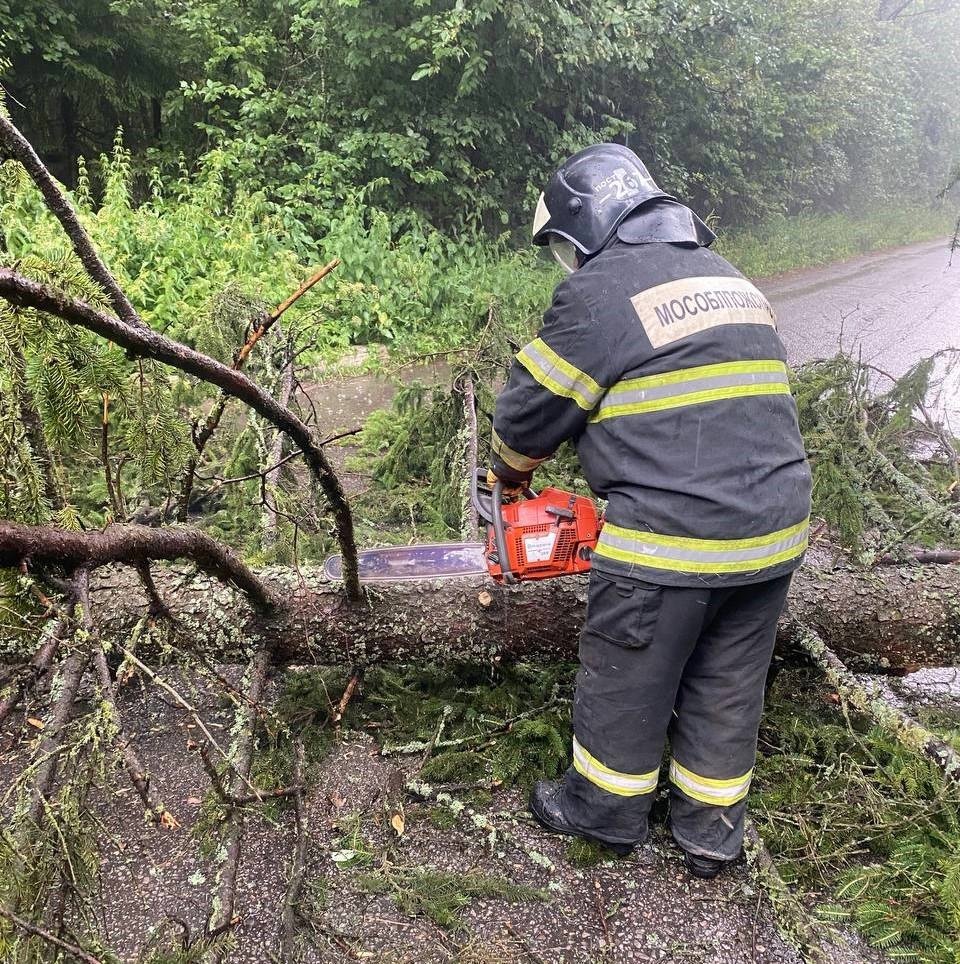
2, 112, 960, 963
0, 538, 954, 672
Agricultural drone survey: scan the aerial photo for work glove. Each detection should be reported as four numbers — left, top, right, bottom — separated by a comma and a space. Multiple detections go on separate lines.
486, 468, 526, 500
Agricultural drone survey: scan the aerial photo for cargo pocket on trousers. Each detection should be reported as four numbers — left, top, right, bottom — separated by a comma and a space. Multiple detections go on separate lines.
586, 573, 663, 649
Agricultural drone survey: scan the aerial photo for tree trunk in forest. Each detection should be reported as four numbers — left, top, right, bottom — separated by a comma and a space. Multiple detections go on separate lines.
61, 544, 960, 672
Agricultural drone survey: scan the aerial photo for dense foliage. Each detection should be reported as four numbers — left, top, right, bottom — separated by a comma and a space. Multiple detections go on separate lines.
3, 0, 959, 239
756, 668, 960, 962
2, 5, 960, 963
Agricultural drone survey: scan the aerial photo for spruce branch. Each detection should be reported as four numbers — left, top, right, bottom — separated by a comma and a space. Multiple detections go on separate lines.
176, 260, 339, 521
0, 267, 361, 599
206, 647, 272, 957
279, 740, 308, 961
262, 329, 296, 548
0, 600, 75, 728
786, 615, 960, 783
0, 520, 278, 613
0, 905, 105, 964
23, 648, 89, 828
7, 335, 65, 512
0, 114, 144, 330
743, 818, 833, 962
74, 570, 176, 826
99, 393, 123, 519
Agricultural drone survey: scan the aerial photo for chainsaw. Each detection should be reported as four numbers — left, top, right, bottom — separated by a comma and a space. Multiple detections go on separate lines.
323, 470, 602, 585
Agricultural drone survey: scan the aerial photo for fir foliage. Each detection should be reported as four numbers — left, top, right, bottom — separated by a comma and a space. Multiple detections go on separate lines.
792, 352, 960, 554
755, 668, 960, 962
355, 866, 545, 931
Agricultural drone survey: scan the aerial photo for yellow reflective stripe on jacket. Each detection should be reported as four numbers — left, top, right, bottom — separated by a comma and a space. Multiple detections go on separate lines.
591, 360, 790, 422
572, 737, 658, 797
669, 759, 753, 806
517, 338, 603, 411
490, 429, 547, 473
594, 519, 809, 575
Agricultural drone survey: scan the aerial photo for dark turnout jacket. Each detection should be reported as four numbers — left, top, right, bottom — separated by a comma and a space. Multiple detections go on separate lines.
491, 240, 812, 588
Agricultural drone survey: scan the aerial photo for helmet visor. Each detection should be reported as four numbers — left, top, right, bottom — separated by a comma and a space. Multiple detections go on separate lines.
549, 236, 579, 274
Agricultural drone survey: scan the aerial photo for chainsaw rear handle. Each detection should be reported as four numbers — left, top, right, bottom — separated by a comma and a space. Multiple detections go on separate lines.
470, 468, 535, 586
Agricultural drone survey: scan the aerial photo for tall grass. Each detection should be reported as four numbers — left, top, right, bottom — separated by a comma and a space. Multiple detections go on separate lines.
718, 205, 953, 278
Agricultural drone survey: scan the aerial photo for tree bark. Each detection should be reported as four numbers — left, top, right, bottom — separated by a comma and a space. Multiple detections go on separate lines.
44, 544, 959, 672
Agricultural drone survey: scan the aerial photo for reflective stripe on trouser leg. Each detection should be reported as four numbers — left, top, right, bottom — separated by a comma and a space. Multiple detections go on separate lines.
668, 574, 793, 861
561, 571, 714, 848
669, 759, 752, 806
572, 737, 658, 797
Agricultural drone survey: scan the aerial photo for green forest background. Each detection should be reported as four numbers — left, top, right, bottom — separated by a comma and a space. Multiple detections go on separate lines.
4, 1, 960, 274
5, 0, 960, 232
2, 0, 959, 546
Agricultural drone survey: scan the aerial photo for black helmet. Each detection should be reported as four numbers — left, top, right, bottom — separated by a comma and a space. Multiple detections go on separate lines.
532, 143, 672, 269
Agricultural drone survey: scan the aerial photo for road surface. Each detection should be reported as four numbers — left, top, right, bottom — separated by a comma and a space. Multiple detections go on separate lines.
764, 237, 958, 375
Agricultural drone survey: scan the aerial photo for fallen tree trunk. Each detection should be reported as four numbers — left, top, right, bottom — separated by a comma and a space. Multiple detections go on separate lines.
42, 544, 956, 672
784, 615, 960, 781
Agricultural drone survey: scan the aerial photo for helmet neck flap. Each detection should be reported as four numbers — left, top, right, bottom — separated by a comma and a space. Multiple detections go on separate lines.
615, 199, 716, 248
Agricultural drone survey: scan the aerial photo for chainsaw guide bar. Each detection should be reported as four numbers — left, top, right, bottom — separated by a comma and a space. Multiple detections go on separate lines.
323, 543, 488, 584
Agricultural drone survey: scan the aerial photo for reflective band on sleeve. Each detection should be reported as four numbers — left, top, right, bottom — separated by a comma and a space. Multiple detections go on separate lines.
594, 519, 809, 575
572, 736, 659, 797
669, 759, 753, 807
517, 338, 604, 411
591, 360, 790, 422
490, 429, 548, 473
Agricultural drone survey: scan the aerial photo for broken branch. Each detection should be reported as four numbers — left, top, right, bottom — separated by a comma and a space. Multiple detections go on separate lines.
785, 615, 960, 783
0, 905, 105, 964
0, 114, 144, 329
0, 520, 277, 613
0, 268, 361, 599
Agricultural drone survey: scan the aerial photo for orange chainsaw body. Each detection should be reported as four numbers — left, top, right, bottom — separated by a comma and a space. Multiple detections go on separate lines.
484, 487, 603, 583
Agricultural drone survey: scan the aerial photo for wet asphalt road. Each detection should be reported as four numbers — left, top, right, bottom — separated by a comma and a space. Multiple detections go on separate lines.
762, 237, 958, 375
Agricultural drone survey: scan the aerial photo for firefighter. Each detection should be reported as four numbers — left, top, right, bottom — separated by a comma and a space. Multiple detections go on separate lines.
489, 144, 812, 879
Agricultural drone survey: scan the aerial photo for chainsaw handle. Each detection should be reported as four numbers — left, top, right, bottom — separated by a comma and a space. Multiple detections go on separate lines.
470, 469, 535, 586
490, 479, 518, 585
469, 468, 535, 526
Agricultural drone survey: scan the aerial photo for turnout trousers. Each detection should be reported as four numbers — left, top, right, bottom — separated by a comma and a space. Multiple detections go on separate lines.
562, 569, 792, 860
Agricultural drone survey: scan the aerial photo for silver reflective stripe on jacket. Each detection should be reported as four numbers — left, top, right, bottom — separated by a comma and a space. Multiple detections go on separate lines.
595, 519, 809, 575
517, 337, 604, 411
591, 360, 789, 421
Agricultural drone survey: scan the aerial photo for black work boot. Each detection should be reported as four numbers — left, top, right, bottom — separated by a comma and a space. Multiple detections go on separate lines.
528, 780, 635, 857
682, 850, 724, 879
